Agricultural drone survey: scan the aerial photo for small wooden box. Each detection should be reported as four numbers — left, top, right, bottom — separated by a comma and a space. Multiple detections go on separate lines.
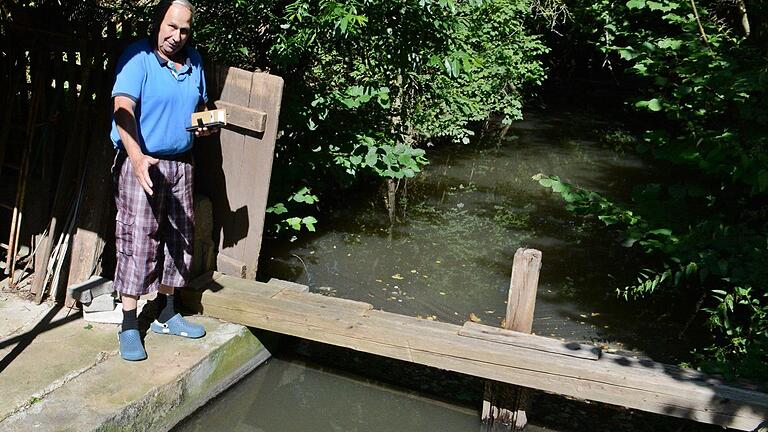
187, 109, 227, 131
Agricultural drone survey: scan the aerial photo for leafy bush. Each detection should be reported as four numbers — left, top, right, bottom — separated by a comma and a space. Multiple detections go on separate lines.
533, 0, 768, 378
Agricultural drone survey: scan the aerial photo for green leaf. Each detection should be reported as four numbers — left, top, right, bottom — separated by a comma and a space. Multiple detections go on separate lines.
636, 98, 663, 112
626, 0, 646, 9
302, 216, 318, 232
285, 217, 302, 230
266, 203, 288, 215
656, 38, 682, 50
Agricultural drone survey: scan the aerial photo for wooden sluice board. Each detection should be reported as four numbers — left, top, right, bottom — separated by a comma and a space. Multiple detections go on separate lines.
182, 272, 768, 432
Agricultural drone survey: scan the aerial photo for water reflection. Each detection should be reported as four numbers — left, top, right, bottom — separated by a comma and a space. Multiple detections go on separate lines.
174, 357, 505, 432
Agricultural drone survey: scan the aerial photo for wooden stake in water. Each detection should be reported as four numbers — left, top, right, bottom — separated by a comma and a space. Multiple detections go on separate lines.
482, 248, 542, 431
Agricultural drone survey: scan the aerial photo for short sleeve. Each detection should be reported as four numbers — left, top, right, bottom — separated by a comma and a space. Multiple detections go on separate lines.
190, 48, 208, 105
199, 65, 208, 105
112, 46, 146, 102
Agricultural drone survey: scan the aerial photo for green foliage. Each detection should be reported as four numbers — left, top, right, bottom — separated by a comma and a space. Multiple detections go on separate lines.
535, 0, 768, 381
266, 187, 320, 233
187, 0, 546, 235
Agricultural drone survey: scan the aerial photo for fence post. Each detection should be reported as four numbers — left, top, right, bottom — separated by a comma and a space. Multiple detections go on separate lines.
482, 248, 542, 431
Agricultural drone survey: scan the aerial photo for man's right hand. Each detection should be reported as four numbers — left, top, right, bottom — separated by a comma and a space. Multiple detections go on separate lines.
130, 153, 160, 196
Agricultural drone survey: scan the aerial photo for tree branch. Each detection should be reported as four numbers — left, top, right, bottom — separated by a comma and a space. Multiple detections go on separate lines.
689, 0, 710, 47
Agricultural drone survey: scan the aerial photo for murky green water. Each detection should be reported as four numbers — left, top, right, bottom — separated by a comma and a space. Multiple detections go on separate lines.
261, 111, 690, 361
178, 111, 723, 432
176, 357, 488, 432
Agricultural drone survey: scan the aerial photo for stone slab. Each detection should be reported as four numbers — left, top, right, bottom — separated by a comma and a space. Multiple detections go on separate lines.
0, 292, 270, 431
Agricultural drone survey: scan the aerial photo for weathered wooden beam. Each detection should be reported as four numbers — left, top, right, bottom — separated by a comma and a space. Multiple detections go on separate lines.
459, 322, 600, 361
183, 272, 768, 431
213, 100, 267, 133
482, 248, 542, 430
267, 278, 310, 293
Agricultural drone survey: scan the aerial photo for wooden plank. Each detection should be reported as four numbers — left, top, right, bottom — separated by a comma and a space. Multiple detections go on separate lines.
484, 248, 543, 430
195, 66, 249, 273
240, 72, 283, 280
216, 253, 247, 278
273, 289, 373, 315
194, 68, 283, 280
505, 248, 541, 333
460, 322, 600, 360
213, 100, 267, 133
266, 278, 309, 293
185, 280, 768, 431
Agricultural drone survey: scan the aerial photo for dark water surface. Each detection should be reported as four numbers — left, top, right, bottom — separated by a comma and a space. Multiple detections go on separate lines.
176, 112, 725, 432
261, 111, 690, 360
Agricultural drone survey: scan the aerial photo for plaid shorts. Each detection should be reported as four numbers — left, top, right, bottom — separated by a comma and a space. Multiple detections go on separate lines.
112, 150, 195, 296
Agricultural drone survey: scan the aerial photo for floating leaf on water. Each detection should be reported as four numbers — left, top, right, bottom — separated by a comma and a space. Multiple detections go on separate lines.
435, 260, 442, 264
426, 315, 437, 321
375, 279, 383, 283
500, 318, 507, 328
469, 312, 481, 323
591, 312, 600, 317
410, 269, 417, 273
439, 292, 446, 296
485, 310, 495, 314
391, 274, 404, 280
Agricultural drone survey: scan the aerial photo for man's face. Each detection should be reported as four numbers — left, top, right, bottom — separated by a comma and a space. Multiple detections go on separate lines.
157, 4, 192, 59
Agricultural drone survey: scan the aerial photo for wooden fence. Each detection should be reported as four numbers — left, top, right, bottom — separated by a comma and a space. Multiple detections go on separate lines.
0, 18, 141, 305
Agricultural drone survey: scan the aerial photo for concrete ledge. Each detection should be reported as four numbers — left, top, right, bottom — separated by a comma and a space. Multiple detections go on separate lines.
0, 306, 270, 432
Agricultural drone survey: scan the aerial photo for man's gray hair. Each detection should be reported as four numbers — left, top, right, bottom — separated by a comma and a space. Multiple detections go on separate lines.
171, 0, 196, 23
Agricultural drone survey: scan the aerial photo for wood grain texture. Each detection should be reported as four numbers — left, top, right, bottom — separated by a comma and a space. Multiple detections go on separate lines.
195, 67, 283, 280
505, 248, 541, 333
213, 100, 267, 132
460, 322, 601, 360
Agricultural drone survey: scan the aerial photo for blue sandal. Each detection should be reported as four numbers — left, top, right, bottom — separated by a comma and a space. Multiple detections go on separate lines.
150, 314, 206, 339
118, 329, 147, 361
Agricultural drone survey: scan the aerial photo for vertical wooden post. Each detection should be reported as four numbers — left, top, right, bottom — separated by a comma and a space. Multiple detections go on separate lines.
482, 248, 542, 431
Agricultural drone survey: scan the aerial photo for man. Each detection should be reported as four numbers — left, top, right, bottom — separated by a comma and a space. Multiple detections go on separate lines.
110, 0, 217, 361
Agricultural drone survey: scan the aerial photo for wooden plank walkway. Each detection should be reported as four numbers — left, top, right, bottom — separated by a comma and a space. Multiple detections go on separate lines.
183, 272, 768, 431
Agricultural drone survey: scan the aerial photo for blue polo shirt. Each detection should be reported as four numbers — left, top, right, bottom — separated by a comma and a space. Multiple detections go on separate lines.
110, 39, 207, 156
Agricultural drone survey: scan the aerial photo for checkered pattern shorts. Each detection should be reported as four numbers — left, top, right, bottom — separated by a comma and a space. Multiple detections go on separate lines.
112, 151, 195, 296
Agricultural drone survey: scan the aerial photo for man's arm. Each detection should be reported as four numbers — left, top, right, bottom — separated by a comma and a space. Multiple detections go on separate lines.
114, 95, 159, 196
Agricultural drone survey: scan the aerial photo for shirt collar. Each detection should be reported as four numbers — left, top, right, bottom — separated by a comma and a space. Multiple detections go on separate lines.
153, 49, 192, 73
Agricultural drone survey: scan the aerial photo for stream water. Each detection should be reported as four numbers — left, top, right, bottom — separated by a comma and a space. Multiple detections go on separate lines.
175, 111, 726, 432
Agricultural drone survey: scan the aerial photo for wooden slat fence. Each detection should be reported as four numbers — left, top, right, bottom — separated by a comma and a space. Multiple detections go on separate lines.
0, 18, 139, 304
